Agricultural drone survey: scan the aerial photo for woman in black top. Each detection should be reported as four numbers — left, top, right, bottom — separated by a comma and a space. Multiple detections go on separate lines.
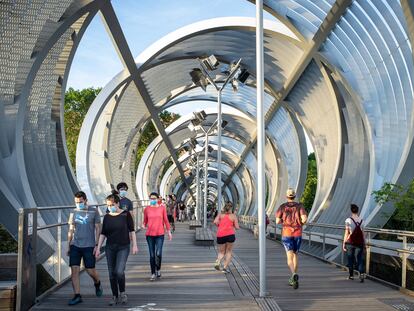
96, 192, 138, 305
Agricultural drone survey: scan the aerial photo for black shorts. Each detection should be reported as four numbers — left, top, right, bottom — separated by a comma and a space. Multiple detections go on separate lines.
217, 234, 236, 244
69, 245, 96, 269
168, 215, 174, 223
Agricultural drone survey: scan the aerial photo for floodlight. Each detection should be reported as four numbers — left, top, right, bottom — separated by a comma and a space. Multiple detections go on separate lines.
194, 110, 207, 122
208, 145, 214, 153
202, 55, 219, 71
221, 120, 228, 128
237, 68, 250, 84
189, 68, 208, 91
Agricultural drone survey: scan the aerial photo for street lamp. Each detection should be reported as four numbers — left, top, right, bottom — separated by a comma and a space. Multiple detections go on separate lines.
189, 55, 250, 216
188, 110, 217, 228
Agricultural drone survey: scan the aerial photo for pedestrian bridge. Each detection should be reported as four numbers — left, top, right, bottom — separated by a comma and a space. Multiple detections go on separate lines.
2, 0, 414, 310
28, 221, 414, 311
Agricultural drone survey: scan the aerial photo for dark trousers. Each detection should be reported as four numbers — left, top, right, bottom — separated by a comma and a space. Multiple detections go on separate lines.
105, 244, 130, 297
146, 235, 164, 274
346, 244, 365, 276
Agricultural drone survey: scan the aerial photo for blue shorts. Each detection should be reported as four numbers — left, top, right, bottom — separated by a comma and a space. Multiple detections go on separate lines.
69, 245, 96, 269
282, 236, 302, 253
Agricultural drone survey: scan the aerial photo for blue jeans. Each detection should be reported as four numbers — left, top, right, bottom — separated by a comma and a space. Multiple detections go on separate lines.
146, 235, 164, 274
346, 244, 365, 276
105, 244, 130, 297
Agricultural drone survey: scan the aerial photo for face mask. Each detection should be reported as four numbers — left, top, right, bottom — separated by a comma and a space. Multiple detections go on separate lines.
110, 206, 117, 213
76, 202, 85, 210
119, 190, 127, 198
150, 200, 157, 206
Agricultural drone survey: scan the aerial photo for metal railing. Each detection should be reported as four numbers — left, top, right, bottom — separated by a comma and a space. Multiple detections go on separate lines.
238, 215, 414, 293
16, 200, 150, 311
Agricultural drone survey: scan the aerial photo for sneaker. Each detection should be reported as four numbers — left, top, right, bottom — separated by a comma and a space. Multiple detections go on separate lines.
68, 295, 82, 306
108, 296, 118, 306
288, 276, 294, 286
94, 281, 103, 297
359, 273, 365, 283
156, 270, 161, 278
222, 267, 231, 274
120, 292, 128, 304
348, 275, 354, 280
214, 259, 221, 271
292, 273, 299, 289
150, 274, 156, 281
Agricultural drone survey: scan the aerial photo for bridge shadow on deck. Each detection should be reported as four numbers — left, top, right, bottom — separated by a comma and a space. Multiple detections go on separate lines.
32, 223, 414, 311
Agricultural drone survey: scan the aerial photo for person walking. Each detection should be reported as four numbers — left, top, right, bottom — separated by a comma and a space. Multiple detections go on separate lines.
67, 191, 103, 306
143, 192, 172, 281
105, 182, 133, 214
178, 201, 186, 222
95, 191, 138, 305
166, 195, 176, 232
275, 188, 307, 289
342, 203, 366, 282
214, 202, 239, 273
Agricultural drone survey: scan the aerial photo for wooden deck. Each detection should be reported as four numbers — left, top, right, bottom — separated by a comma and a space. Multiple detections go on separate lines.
234, 227, 414, 311
32, 223, 414, 311
32, 223, 260, 311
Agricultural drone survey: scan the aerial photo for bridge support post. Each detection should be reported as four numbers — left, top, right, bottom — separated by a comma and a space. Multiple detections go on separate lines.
365, 232, 371, 276
16, 208, 38, 311
401, 236, 408, 289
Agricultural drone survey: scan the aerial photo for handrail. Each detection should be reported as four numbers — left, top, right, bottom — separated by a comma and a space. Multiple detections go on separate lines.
238, 215, 414, 292
16, 199, 150, 311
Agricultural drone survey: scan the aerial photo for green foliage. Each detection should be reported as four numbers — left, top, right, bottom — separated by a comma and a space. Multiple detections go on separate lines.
300, 153, 317, 212
372, 180, 414, 230
135, 111, 180, 170
64, 87, 101, 172
0, 224, 17, 253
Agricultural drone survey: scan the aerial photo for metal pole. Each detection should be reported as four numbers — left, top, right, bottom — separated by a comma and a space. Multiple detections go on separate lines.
196, 154, 200, 221
57, 209, 62, 283
256, 0, 267, 297
204, 132, 209, 228
217, 89, 222, 214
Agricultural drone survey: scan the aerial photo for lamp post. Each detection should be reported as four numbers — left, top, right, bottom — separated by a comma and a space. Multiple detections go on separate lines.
195, 58, 245, 214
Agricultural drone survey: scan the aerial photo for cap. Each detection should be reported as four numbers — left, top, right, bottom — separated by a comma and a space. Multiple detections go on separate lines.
286, 188, 296, 198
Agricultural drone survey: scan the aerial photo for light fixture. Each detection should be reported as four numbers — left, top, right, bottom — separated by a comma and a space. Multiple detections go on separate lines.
194, 110, 207, 122
221, 120, 228, 128
237, 68, 250, 84
189, 68, 208, 91
201, 55, 219, 71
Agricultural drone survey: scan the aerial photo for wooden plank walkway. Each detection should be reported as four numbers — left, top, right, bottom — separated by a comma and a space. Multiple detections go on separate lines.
234, 227, 414, 311
32, 223, 414, 311
32, 223, 259, 311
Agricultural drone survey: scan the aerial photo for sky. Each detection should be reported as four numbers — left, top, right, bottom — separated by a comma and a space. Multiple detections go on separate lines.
67, 0, 275, 89
67, 0, 313, 153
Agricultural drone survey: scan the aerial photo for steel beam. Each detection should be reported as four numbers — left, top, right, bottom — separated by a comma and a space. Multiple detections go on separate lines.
99, 2, 195, 200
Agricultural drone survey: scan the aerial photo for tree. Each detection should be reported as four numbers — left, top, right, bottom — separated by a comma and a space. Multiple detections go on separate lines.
372, 179, 414, 230
300, 153, 317, 212
64, 87, 101, 172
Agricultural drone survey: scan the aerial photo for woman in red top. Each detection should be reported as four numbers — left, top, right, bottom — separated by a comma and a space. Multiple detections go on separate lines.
143, 192, 172, 281
214, 202, 239, 273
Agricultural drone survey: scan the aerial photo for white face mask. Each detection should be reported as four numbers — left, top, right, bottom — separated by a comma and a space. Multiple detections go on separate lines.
119, 190, 127, 198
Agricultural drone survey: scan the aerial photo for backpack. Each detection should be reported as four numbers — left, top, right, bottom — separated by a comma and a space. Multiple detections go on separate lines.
348, 218, 364, 246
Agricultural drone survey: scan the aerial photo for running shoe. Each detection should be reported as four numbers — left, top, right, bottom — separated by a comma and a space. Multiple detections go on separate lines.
292, 273, 299, 289
348, 275, 354, 280
288, 276, 294, 286
214, 259, 221, 271
150, 274, 156, 281
94, 281, 103, 297
120, 292, 128, 304
359, 273, 365, 283
68, 295, 82, 306
108, 296, 118, 306
156, 270, 161, 278
222, 267, 231, 274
